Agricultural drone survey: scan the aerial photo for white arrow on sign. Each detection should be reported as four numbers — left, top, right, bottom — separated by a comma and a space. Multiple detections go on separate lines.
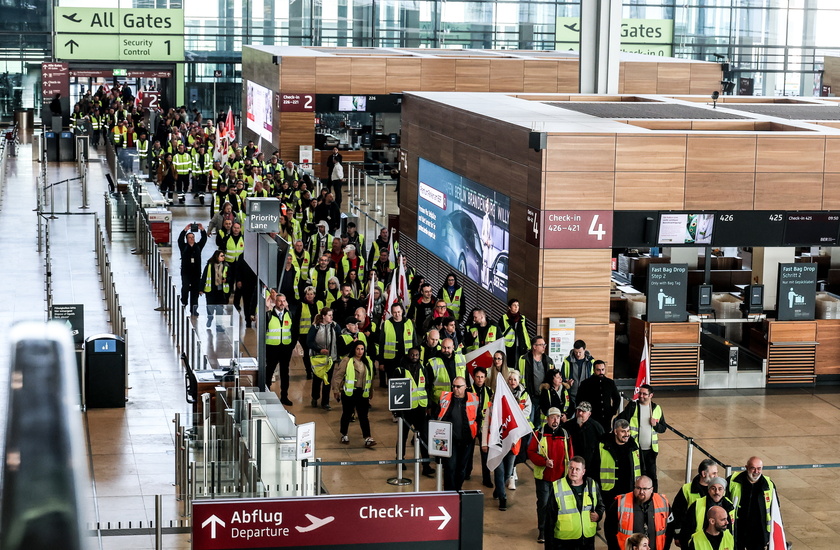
429, 506, 451, 530
393, 394, 405, 405
201, 515, 226, 539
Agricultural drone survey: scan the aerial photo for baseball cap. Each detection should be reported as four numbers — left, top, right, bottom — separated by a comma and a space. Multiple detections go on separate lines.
576, 401, 592, 412
546, 407, 563, 417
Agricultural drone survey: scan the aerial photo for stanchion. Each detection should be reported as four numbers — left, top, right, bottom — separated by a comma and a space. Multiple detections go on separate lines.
301, 459, 309, 496
414, 435, 421, 492
685, 438, 694, 484
387, 417, 411, 486
435, 458, 443, 491
155, 494, 162, 549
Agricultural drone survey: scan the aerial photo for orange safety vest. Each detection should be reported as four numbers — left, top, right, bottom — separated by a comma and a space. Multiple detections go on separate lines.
615, 493, 669, 550
438, 391, 479, 439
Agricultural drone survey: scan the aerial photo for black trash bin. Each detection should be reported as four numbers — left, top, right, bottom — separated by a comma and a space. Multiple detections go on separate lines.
84, 334, 126, 408
45, 131, 59, 162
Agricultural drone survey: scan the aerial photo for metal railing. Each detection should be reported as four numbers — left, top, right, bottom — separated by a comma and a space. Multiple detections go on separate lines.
133, 197, 205, 378
93, 214, 127, 344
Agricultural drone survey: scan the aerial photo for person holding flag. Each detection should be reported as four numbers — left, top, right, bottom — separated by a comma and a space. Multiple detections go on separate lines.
527, 406, 573, 544
482, 370, 532, 511
726, 456, 783, 550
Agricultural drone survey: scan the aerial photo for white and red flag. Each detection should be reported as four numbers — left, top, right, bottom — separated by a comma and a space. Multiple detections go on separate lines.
464, 338, 506, 379
632, 335, 649, 401
486, 372, 531, 471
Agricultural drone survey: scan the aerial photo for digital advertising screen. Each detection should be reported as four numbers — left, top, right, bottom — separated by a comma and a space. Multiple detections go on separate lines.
246, 80, 273, 143
657, 213, 714, 245
338, 95, 367, 112
417, 158, 510, 301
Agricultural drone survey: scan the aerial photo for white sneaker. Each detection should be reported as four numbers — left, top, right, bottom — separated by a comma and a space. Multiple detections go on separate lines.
340, 435, 349, 444
507, 477, 516, 490
513, 467, 518, 480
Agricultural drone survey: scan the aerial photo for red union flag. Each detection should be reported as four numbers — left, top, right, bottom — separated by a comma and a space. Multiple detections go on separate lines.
769, 494, 786, 550
486, 372, 531, 471
633, 336, 649, 400
464, 338, 505, 378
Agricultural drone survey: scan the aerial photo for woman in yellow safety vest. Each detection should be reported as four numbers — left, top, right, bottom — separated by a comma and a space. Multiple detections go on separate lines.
200, 250, 229, 329
333, 341, 377, 447
307, 307, 340, 410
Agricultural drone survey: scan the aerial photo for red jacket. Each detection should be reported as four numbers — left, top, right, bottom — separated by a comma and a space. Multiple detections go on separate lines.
527, 424, 573, 482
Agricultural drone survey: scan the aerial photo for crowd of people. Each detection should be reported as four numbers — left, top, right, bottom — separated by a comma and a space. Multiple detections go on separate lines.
94, 98, 780, 550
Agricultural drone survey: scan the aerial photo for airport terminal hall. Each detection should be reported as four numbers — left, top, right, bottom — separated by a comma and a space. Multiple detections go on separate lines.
6, 1, 840, 550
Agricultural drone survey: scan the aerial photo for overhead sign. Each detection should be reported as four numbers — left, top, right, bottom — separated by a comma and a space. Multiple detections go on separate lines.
556, 17, 674, 56
192, 493, 462, 549
42, 62, 70, 100
783, 212, 840, 246
646, 264, 688, 323
278, 94, 315, 112
54, 34, 184, 62
777, 263, 818, 321
55, 7, 184, 34
526, 207, 541, 247
50, 304, 85, 345
246, 198, 281, 233
388, 378, 411, 412
543, 210, 613, 248
54, 8, 184, 61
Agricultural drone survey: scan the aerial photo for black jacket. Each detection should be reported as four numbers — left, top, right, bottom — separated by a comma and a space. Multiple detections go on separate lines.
178, 229, 207, 279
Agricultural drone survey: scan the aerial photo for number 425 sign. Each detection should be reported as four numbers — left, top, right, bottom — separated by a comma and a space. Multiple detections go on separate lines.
526, 209, 613, 249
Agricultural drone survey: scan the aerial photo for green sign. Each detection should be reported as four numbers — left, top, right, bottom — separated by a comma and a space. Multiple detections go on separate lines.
556, 17, 674, 57
55, 7, 184, 35
113, 68, 127, 76
54, 34, 184, 62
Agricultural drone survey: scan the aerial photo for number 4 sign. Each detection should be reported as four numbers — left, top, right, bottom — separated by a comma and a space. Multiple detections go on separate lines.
537, 210, 613, 249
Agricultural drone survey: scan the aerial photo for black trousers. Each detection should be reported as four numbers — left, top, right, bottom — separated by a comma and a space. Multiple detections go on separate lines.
443, 440, 474, 491
266, 343, 295, 396
311, 364, 334, 405
298, 335, 312, 376
177, 174, 189, 195
340, 388, 371, 438
180, 275, 201, 312
640, 448, 659, 492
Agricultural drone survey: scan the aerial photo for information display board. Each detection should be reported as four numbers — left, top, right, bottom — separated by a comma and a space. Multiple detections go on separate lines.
646, 264, 688, 322
417, 158, 510, 301
712, 211, 786, 247
777, 263, 818, 321
246, 81, 273, 143
783, 212, 840, 246
657, 213, 714, 245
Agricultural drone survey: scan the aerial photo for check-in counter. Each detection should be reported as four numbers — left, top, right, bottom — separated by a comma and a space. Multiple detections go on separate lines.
629, 317, 701, 389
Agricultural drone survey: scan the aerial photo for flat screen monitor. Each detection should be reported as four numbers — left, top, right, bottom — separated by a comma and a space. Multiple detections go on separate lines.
657, 213, 714, 245
338, 95, 367, 112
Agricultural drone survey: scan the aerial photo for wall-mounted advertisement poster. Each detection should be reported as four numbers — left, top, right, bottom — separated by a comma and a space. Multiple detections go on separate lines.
417, 158, 510, 301
246, 80, 273, 143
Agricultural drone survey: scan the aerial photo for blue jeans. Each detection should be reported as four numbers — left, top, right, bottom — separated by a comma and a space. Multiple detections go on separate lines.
492, 451, 516, 500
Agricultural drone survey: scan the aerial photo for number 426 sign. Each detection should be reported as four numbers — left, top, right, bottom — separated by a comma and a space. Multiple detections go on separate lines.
526, 209, 613, 249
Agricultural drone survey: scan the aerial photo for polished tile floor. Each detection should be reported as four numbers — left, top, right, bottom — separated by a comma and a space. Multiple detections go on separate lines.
2, 141, 839, 549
